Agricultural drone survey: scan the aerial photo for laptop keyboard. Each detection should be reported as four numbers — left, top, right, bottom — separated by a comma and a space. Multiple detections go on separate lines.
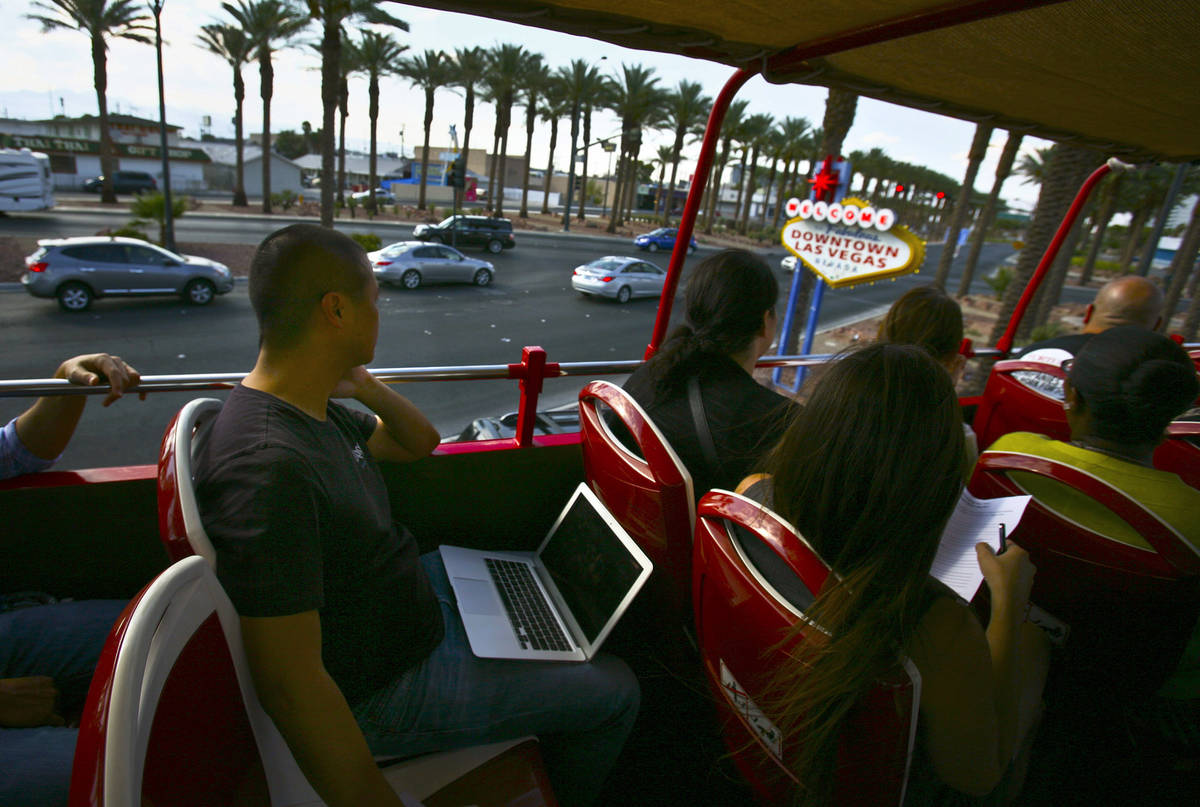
485, 558, 572, 652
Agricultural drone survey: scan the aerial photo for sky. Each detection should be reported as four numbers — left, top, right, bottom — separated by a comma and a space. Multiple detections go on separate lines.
1, 1, 1054, 211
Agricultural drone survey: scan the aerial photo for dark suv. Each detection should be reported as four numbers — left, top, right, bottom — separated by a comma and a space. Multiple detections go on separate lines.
412, 215, 515, 254
82, 171, 157, 194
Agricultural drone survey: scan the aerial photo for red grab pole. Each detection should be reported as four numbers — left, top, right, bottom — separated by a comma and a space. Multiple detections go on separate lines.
645, 67, 757, 359
995, 161, 1113, 356
508, 346, 560, 448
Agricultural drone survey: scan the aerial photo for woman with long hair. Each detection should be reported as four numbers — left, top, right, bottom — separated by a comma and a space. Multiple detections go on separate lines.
741, 344, 1048, 803
622, 249, 795, 499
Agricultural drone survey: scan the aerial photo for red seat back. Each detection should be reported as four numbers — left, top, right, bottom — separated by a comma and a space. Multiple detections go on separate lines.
973, 359, 1071, 450
579, 380, 695, 623
692, 490, 918, 806
968, 451, 1200, 695
1155, 421, 1200, 490
157, 398, 222, 565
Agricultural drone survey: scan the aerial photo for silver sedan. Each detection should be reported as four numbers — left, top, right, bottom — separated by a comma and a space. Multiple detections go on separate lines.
368, 241, 495, 290
571, 256, 667, 303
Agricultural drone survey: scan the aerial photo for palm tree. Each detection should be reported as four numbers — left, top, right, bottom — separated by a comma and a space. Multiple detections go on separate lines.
958, 131, 1023, 296
990, 144, 1104, 345
660, 80, 711, 224
352, 30, 407, 215
605, 63, 664, 233
397, 49, 453, 211
768, 116, 812, 229
932, 123, 994, 288
652, 144, 675, 217
538, 77, 570, 215
27, 1, 152, 204
517, 58, 548, 218
736, 113, 773, 233
334, 32, 356, 206
570, 64, 610, 221
223, 0, 308, 214
306, 0, 408, 227
482, 44, 534, 218
197, 23, 253, 206
701, 99, 747, 233
1076, 172, 1123, 286
451, 46, 488, 187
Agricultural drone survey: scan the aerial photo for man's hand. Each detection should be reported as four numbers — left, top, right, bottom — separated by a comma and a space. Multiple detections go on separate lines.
56, 353, 142, 406
330, 365, 374, 400
0, 676, 65, 728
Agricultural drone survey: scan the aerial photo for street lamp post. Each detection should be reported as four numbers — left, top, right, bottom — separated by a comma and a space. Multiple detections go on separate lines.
600, 140, 616, 220
150, 0, 174, 251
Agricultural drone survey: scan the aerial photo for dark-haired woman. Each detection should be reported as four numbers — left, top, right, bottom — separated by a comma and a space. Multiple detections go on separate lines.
739, 344, 1048, 803
987, 325, 1200, 699
877, 283, 978, 468
622, 249, 796, 498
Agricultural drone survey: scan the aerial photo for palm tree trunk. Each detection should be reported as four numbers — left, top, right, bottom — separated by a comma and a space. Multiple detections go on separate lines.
702, 141, 729, 234
576, 104, 592, 220
739, 148, 760, 233
337, 80, 348, 206
1080, 178, 1121, 286
495, 101, 511, 218
1117, 207, 1151, 273
541, 117, 557, 215
663, 133, 684, 225
1031, 212, 1087, 327
989, 145, 1102, 346
462, 87, 475, 158
732, 149, 749, 228
606, 149, 625, 233
1161, 198, 1200, 331
318, 19, 339, 226
418, 88, 434, 210
260, 51, 274, 214
772, 158, 794, 231
958, 131, 1022, 296
367, 76, 381, 215
933, 124, 993, 288
759, 157, 779, 228
232, 68, 247, 206
519, 102, 535, 218
488, 130, 500, 213
92, 34, 116, 204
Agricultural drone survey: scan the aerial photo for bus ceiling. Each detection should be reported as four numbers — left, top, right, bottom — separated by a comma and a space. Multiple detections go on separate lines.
405, 0, 1199, 163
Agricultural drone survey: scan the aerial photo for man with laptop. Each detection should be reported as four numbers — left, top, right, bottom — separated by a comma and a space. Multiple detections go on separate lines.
194, 224, 640, 807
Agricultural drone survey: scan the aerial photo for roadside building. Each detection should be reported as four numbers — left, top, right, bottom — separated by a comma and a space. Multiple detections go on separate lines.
191, 141, 303, 197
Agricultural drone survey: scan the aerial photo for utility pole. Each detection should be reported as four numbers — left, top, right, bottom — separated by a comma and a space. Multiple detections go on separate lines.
151, 0, 175, 251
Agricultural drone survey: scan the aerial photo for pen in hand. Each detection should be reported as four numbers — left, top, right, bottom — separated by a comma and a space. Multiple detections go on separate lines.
998, 522, 1007, 554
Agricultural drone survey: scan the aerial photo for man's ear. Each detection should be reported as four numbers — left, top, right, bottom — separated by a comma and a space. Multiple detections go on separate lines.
319, 291, 346, 327
1082, 303, 1094, 325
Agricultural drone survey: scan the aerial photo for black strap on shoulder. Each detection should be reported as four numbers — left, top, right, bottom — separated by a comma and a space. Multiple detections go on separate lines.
688, 375, 721, 478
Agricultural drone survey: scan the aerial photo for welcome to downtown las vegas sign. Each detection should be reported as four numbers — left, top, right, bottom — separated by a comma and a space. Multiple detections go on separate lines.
781, 196, 926, 289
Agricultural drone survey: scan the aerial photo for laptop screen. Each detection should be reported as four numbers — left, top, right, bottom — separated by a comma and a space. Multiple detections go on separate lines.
540, 492, 645, 644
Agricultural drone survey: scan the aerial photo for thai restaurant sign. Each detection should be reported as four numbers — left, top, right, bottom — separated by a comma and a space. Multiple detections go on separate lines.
781, 197, 926, 289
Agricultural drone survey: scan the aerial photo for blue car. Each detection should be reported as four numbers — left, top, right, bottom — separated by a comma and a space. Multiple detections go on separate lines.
633, 227, 698, 254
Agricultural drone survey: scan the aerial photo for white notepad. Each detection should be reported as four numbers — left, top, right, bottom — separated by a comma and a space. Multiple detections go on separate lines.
930, 491, 1032, 601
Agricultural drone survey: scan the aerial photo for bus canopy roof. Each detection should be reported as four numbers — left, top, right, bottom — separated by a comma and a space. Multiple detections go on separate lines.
408, 0, 1199, 162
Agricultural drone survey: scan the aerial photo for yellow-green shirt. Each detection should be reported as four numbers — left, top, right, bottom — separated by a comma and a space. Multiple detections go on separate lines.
987, 432, 1200, 552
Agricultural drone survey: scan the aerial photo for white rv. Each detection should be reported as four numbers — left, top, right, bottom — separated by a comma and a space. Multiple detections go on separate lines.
0, 148, 54, 212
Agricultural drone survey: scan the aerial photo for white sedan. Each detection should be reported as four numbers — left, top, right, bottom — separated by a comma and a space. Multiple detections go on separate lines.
571, 256, 667, 303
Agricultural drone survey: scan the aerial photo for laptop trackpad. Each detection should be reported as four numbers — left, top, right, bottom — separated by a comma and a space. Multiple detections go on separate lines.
454, 578, 503, 616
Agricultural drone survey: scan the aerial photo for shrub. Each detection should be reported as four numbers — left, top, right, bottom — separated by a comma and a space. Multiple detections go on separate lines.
985, 266, 1013, 299
129, 191, 188, 245
350, 233, 381, 252
1029, 321, 1066, 342
106, 222, 151, 241
271, 189, 297, 210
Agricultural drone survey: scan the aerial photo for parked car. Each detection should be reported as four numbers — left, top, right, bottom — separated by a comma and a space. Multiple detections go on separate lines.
571, 256, 667, 303
350, 187, 396, 204
22, 236, 233, 312
368, 241, 495, 290
633, 227, 697, 254
781, 255, 798, 272
442, 403, 580, 443
81, 171, 157, 194
412, 215, 516, 254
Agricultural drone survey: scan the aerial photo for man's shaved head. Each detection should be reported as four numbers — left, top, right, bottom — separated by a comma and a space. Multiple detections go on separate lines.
1084, 276, 1164, 333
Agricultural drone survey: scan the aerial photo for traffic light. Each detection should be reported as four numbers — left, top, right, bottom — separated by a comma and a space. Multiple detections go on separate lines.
894, 183, 905, 195
448, 153, 466, 189
935, 191, 946, 200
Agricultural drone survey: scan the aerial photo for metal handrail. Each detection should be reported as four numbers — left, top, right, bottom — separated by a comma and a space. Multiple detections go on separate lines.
0, 344, 1187, 398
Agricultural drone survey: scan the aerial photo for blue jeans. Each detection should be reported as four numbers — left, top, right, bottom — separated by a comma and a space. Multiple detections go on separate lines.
352, 553, 640, 807
0, 599, 126, 807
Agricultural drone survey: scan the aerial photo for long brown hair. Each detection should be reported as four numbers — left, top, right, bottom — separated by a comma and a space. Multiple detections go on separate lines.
763, 344, 965, 803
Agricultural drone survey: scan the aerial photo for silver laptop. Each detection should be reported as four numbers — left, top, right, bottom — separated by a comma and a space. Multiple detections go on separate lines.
440, 483, 653, 662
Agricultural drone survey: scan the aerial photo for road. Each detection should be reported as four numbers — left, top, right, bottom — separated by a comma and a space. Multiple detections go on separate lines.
0, 208, 1053, 469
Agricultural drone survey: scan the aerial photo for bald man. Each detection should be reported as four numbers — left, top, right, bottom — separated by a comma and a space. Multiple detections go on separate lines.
1018, 275, 1164, 357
